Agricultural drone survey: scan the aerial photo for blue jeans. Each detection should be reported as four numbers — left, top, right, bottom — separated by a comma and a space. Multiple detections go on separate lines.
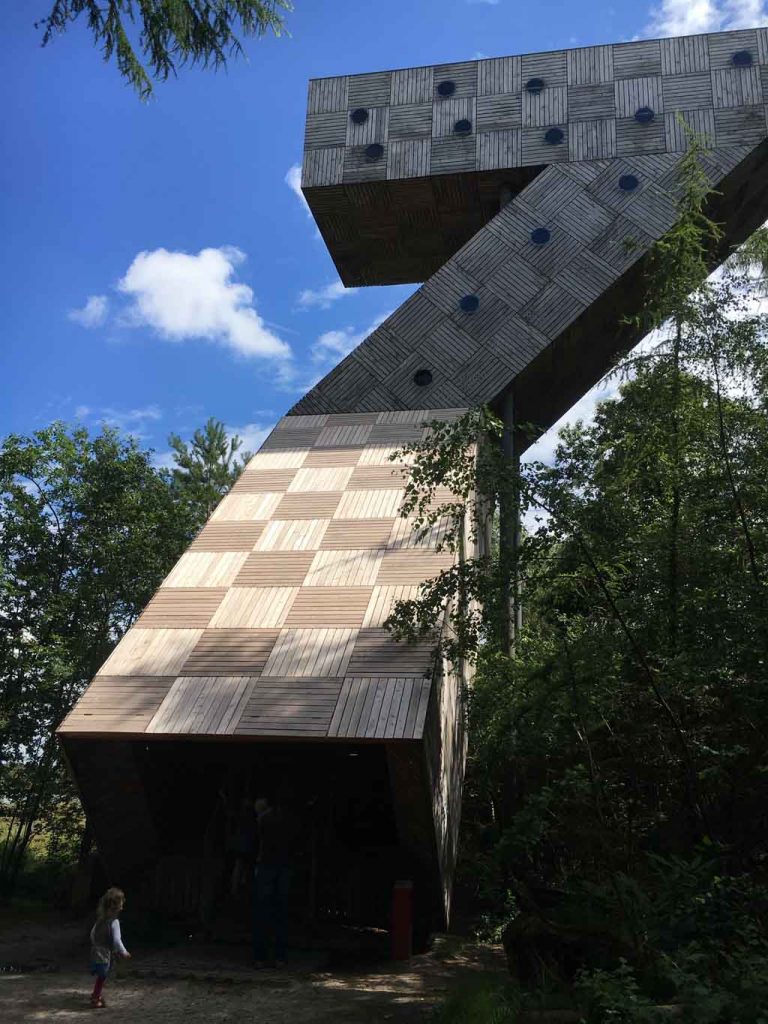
252, 864, 291, 962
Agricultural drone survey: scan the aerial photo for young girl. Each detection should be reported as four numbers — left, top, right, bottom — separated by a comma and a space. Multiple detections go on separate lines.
89, 887, 131, 1009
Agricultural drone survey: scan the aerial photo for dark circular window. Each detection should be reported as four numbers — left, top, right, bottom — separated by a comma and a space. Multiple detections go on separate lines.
732, 50, 753, 67
619, 173, 640, 191
635, 106, 655, 124
437, 79, 456, 97
545, 127, 564, 145
350, 108, 369, 125
365, 143, 384, 162
459, 294, 480, 313
526, 77, 545, 94
531, 227, 551, 245
454, 118, 472, 135
413, 369, 433, 387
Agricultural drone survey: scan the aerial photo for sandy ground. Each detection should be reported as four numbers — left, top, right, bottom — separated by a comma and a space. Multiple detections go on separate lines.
0, 911, 505, 1023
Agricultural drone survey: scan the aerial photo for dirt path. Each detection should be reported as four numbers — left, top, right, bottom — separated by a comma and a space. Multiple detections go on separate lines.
0, 912, 505, 1023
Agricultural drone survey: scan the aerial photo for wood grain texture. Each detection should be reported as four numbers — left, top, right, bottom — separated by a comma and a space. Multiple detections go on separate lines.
180, 629, 280, 676
209, 587, 297, 628
161, 552, 250, 588
59, 676, 173, 734
300, 29, 767, 291
233, 551, 316, 587
99, 629, 203, 677
284, 587, 373, 627
135, 589, 227, 629
262, 628, 358, 677
147, 675, 254, 735
189, 522, 265, 551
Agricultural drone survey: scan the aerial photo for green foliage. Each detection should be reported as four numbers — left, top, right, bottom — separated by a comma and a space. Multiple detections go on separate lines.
37, 0, 291, 99
434, 974, 520, 1024
168, 416, 250, 519
398, 146, 768, 1020
0, 417, 247, 900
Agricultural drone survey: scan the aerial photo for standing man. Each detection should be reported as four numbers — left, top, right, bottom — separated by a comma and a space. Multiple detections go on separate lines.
252, 795, 294, 968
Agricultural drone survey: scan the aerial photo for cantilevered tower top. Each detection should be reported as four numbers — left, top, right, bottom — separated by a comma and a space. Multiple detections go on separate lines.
301, 29, 768, 286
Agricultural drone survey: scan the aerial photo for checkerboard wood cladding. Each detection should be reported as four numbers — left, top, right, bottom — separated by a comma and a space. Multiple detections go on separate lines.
59, 409, 466, 741
303, 30, 768, 187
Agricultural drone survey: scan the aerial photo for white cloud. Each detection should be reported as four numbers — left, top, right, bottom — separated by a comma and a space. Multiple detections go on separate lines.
297, 280, 358, 310
152, 420, 274, 470
68, 294, 109, 328
285, 164, 310, 215
117, 246, 290, 361
225, 421, 273, 454
311, 311, 392, 366
644, 0, 767, 35
150, 449, 177, 471
76, 404, 163, 438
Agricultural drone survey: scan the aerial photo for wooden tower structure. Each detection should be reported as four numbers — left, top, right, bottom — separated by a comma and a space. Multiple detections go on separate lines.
59, 27, 768, 937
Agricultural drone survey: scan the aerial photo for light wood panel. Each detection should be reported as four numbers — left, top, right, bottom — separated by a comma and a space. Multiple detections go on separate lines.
211, 493, 283, 521
334, 489, 404, 519
321, 519, 395, 549
328, 676, 432, 738
99, 629, 203, 677
273, 492, 343, 519
254, 518, 329, 551
233, 552, 316, 586
147, 676, 254, 735
189, 522, 265, 551
363, 585, 420, 627
305, 549, 384, 587
284, 587, 372, 627
230, 469, 297, 493
161, 551, 249, 588
377, 551, 455, 584
135, 589, 227, 629
262, 628, 358, 677
209, 587, 297, 628
287, 467, 355, 492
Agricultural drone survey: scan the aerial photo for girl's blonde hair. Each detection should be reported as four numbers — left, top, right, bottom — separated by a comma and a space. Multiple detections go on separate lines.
96, 886, 125, 920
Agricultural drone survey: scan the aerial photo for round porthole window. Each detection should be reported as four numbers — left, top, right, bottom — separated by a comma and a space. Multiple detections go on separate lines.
635, 106, 655, 124
454, 119, 472, 135
350, 108, 369, 125
531, 227, 551, 245
437, 80, 456, 97
365, 143, 384, 161
732, 50, 753, 67
619, 173, 640, 191
545, 127, 564, 145
459, 294, 480, 313
526, 77, 545, 94
413, 369, 433, 387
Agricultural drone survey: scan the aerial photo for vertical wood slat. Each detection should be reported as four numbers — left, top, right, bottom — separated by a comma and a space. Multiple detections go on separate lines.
390, 66, 434, 105
660, 35, 710, 76
567, 45, 614, 85
477, 55, 521, 95
307, 76, 349, 114
614, 76, 663, 118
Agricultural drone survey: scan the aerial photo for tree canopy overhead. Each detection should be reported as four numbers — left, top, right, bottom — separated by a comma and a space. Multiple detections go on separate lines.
37, 0, 292, 98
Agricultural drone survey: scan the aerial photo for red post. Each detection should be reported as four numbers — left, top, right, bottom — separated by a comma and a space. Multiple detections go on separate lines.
391, 879, 413, 960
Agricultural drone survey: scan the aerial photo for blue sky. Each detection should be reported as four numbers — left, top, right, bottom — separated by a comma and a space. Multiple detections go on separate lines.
2, 0, 766, 464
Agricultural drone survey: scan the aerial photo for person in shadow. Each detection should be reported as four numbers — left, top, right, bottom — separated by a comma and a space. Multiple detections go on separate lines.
252, 795, 296, 968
